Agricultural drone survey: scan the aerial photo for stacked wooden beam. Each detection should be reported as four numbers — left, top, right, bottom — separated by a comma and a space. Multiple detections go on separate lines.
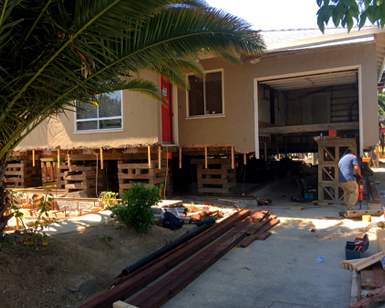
64, 165, 105, 197
4, 160, 42, 189
341, 252, 385, 271
79, 209, 279, 308
117, 160, 168, 196
191, 158, 236, 194
56, 163, 69, 189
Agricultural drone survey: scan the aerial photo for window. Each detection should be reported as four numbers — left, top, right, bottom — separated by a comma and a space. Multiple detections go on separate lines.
188, 71, 223, 117
76, 91, 123, 132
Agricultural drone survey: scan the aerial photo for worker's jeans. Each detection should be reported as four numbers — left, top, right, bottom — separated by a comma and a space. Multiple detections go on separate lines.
340, 181, 358, 211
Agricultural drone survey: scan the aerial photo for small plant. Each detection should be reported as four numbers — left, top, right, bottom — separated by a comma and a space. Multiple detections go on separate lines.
8, 189, 56, 248
9, 191, 27, 230
99, 191, 119, 209
33, 190, 57, 233
110, 182, 161, 233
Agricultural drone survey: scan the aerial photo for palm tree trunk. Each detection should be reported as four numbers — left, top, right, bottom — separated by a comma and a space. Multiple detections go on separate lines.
0, 156, 13, 237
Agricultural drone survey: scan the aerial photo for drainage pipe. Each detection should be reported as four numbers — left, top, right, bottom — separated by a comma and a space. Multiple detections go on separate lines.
121, 223, 212, 277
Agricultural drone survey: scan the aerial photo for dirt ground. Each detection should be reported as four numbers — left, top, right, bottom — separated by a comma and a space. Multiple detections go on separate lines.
0, 220, 191, 308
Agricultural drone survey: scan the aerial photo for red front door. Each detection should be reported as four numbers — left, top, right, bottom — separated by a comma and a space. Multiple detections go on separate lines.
161, 76, 172, 143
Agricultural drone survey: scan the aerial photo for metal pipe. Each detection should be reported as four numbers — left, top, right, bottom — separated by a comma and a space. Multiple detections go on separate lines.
121, 223, 212, 276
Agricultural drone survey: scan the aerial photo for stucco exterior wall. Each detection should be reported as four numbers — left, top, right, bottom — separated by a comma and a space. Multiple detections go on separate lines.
16, 71, 161, 151
178, 42, 378, 152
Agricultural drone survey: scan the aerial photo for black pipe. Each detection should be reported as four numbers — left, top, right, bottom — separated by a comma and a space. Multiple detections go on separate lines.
121, 223, 213, 277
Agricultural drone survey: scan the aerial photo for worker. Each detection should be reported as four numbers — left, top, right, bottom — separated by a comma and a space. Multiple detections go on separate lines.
338, 149, 362, 216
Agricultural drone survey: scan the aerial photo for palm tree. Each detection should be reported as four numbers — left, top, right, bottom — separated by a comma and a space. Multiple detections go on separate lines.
0, 0, 265, 236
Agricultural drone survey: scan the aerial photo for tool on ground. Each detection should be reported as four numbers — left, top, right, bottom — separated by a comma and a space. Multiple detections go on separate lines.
357, 177, 364, 209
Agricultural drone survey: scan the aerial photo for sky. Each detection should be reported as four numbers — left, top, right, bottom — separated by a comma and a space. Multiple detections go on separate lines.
205, 0, 321, 31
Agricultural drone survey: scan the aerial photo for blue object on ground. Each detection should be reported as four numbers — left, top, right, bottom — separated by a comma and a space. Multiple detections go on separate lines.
314, 257, 325, 263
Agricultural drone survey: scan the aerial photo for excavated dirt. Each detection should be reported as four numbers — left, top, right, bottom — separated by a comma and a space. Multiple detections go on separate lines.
0, 220, 191, 308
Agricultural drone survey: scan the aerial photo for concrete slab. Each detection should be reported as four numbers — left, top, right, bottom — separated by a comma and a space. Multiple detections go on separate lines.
43, 210, 113, 235
161, 168, 385, 308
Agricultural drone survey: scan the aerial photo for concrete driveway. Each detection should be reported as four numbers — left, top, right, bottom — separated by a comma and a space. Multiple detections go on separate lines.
162, 169, 385, 308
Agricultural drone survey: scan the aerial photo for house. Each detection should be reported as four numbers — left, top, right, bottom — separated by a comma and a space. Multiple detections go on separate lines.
11, 26, 385, 197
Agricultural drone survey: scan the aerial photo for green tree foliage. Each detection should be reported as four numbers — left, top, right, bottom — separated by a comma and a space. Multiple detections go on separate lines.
0, 0, 265, 237
111, 183, 161, 233
379, 93, 385, 115
317, 0, 385, 33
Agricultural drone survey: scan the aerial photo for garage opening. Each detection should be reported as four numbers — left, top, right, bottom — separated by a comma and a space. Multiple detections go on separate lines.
257, 69, 360, 157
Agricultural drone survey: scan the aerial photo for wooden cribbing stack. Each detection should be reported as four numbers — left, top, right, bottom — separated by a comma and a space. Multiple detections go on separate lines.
117, 160, 168, 196
64, 165, 105, 197
56, 163, 70, 189
191, 158, 236, 194
4, 160, 42, 189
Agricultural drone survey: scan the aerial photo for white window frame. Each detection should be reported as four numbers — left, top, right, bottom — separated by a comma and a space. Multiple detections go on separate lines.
75, 91, 124, 133
186, 69, 225, 119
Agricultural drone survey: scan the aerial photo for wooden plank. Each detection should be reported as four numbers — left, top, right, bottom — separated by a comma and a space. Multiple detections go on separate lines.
65, 183, 88, 189
255, 232, 271, 240
376, 229, 385, 253
373, 263, 385, 287
205, 147, 208, 169
355, 252, 385, 272
118, 174, 150, 180
259, 122, 359, 135
361, 270, 376, 289
69, 166, 94, 172
113, 301, 139, 308
78, 210, 251, 308
231, 146, 234, 169
128, 212, 261, 308
118, 162, 155, 169
368, 177, 380, 202
191, 158, 231, 165
238, 219, 280, 248
179, 147, 182, 169
350, 286, 385, 308
246, 216, 273, 235
148, 146, 152, 169
5, 171, 23, 176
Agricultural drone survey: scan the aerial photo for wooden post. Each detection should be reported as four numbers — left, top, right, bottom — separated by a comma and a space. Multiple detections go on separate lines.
57, 149, 60, 169
264, 142, 267, 162
48, 162, 54, 182
32, 150, 35, 167
231, 146, 235, 169
100, 147, 104, 170
244, 153, 247, 165
179, 147, 182, 169
158, 146, 161, 169
376, 145, 380, 168
205, 147, 208, 169
148, 145, 152, 169
42, 162, 47, 182
67, 153, 71, 167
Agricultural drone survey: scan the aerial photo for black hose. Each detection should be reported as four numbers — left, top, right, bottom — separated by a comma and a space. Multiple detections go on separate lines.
121, 223, 213, 276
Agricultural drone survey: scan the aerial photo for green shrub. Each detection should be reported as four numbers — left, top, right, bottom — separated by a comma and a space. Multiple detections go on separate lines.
111, 182, 161, 233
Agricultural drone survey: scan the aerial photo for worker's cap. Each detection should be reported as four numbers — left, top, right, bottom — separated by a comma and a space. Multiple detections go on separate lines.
346, 149, 355, 154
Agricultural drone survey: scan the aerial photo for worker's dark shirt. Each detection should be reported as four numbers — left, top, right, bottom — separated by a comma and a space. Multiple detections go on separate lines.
338, 153, 358, 183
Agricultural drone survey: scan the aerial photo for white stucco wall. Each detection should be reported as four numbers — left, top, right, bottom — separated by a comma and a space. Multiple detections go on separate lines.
16, 71, 161, 150
178, 42, 378, 153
